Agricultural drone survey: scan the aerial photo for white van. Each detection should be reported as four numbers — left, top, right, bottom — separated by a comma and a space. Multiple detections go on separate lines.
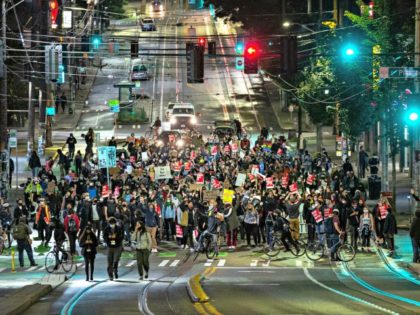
169, 103, 196, 129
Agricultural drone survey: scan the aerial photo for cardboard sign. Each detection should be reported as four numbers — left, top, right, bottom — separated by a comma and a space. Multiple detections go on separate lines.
277, 148, 283, 155
203, 190, 221, 202
155, 166, 172, 180
248, 173, 256, 182
223, 189, 234, 204
196, 173, 204, 185
281, 175, 289, 188
189, 184, 203, 191
289, 182, 298, 192
190, 151, 196, 160
102, 185, 109, 197
307, 174, 316, 185
235, 173, 246, 187
323, 207, 332, 218
212, 177, 221, 189
251, 165, 259, 175
211, 145, 218, 156
266, 177, 274, 189
312, 209, 323, 223
141, 151, 149, 161
109, 167, 120, 176
97, 146, 117, 168
184, 161, 192, 171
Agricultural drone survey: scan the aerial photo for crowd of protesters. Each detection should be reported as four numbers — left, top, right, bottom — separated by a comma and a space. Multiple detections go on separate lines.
0, 122, 419, 281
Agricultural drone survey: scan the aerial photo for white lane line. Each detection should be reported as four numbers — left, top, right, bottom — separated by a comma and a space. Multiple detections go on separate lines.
159, 17, 171, 120
25, 266, 38, 272
204, 259, 213, 267
303, 268, 398, 315
0, 267, 6, 272
158, 260, 170, 267
169, 259, 180, 267
250, 259, 258, 267
217, 259, 226, 267
126, 260, 136, 267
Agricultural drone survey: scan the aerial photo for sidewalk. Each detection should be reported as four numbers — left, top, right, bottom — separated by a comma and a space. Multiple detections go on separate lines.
392, 232, 420, 276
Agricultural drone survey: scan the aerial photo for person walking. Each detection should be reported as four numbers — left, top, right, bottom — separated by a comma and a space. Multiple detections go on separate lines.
12, 216, 37, 268
60, 92, 67, 113
79, 223, 98, 281
66, 133, 77, 159
358, 146, 369, 178
104, 217, 124, 280
244, 204, 259, 248
84, 128, 94, 160
35, 198, 51, 246
57, 149, 68, 178
359, 207, 375, 252
383, 206, 398, 257
409, 209, 420, 263
64, 207, 80, 255
132, 220, 152, 280
144, 202, 159, 252
28, 151, 41, 178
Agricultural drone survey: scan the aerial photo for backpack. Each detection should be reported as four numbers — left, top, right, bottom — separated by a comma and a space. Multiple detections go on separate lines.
68, 216, 77, 232
13, 224, 27, 240
324, 217, 334, 234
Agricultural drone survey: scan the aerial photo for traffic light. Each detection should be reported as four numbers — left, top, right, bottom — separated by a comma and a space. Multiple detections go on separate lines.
341, 43, 359, 60
130, 40, 139, 58
198, 37, 206, 47
244, 42, 259, 74
186, 44, 204, 83
235, 42, 244, 54
280, 36, 297, 76
406, 94, 420, 125
91, 34, 101, 50
49, 0, 59, 29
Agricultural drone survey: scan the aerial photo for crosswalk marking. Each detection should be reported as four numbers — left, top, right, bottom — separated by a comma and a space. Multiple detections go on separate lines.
37, 266, 45, 272
204, 259, 213, 267
169, 260, 180, 267
262, 261, 270, 267
158, 260, 170, 267
126, 260, 136, 267
25, 266, 38, 272
250, 260, 258, 267
296, 260, 303, 267
217, 259, 226, 267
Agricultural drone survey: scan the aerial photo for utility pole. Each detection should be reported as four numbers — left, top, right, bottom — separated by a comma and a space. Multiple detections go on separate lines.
0, 0, 7, 151
414, 0, 420, 213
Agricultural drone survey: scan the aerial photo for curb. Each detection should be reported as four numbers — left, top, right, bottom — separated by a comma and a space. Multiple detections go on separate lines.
407, 263, 420, 276
187, 274, 210, 303
2, 283, 52, 315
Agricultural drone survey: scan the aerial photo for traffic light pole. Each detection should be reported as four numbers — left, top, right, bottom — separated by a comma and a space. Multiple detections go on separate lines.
0, 0, 7, 151
414, 0, 420, 213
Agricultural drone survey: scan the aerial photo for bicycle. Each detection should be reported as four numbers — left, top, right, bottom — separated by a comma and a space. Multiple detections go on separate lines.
184, 231, 217, 262
264, 230, 306, 258
45, 243, 74, 273
305, 233, 356, 262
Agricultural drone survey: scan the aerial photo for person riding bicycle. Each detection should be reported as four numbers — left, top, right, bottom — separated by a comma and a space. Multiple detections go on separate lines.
272, 209, 298, 253
196, 200, 223, 256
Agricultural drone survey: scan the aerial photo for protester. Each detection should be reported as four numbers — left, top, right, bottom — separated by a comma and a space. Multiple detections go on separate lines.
359, 207, 375, 252
104, 217, 124, 280
64, 207, 80, 255
35, 198, 51, 246
383, 206, 398, 257
79, 223, 98, 281
12, 216, 37, 267
132, 220, 152, 280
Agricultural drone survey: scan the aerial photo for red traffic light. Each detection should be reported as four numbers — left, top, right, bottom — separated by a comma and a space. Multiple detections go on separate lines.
49, 0, 59, 28
244, 42, 259, 58
198, 37, 206, 46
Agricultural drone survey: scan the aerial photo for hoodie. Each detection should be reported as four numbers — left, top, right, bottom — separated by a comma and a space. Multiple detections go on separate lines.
409, 211, 420, 242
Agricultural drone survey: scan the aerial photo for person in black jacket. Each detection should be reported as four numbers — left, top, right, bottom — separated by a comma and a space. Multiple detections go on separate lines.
383, 207, 398, 257
79, 223, 98, 281
409, 210, 420, 263
28, 151, 41, 178
14, 199, 29, 224
103, 217, 124, 280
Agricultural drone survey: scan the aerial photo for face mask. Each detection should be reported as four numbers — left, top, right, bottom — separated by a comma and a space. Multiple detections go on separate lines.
363, 210, 368, 214
110, 224, 116, 229
209, 205, 214, 210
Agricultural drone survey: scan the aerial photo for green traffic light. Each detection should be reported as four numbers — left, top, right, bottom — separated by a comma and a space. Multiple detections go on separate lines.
345, 48, 355, 56
409, 112, 419, 121
342, 44, 358, 59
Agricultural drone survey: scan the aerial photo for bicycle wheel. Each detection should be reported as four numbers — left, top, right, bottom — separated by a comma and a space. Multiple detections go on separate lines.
337, 243, 356, 262
206, 241, 216, 260
192, 242, 202, 262
60, 250, 74, 272
45, 252, 58, 273
305, 242, 324, 261
264, 240, 282, 257
290, 239, 306, 257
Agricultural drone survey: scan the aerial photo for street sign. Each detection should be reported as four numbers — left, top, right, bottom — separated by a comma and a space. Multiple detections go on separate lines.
379, 67, 420, 79
236, 57, 244, 70
9, 129, 17, 148
135, 81, 141, 88
97, 146, 117, 168
62, 10, 72, 29
46, 107, 56, 116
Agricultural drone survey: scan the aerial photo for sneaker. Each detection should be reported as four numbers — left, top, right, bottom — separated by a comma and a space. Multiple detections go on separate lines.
145, 273, 148, 279
114, 272, 119, 279
139, 276, 143, 281
30, 263, 38, 267
109, 277, 114, 281
151, 248, 158, 253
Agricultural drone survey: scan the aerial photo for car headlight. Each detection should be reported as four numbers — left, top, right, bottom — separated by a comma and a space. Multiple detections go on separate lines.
190, 116, 197, 124
170, 117, 177, 124
176, 139, 184, 147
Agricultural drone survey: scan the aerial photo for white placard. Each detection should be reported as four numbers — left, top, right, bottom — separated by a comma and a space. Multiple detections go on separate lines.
235, 173, 246, 187
62, 10, 72, 29
155, 166, 172, 180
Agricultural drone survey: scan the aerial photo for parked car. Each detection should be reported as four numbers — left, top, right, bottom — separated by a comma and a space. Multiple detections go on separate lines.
131, 64, 150, 81
141, 18, 156, 31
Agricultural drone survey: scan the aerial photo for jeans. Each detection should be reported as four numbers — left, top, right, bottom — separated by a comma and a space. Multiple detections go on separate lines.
17, 239, 35, 266
329, 234, 340, 258
315, 223, 325, 246
68, 231, 77, 255
348, 225, 359, 250
31, 167, 39, 178
411, 237, 419, 263
266, 226, 273, 247
226, 229, 238, 247
136, 249, 150, 277
107, 246, 122, 278
124, 223, 131, 246
245, 223, 258, 246
84, 254, 95, 280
